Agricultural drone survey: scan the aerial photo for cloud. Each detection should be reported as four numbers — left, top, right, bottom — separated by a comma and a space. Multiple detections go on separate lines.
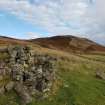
26, 32, 40, 39
0, 0, 89, 33
0, 0, 105, 43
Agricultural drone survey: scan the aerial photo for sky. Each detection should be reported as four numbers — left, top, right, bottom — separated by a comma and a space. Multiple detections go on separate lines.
0, 0, 105, 45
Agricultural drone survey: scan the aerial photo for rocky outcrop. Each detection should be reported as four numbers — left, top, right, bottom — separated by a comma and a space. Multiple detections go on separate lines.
0, 45, 56, 104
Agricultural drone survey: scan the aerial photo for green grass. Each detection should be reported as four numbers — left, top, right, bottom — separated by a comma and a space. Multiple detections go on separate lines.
57, 71, 105, 105
0, 90, 21, 105
52, 59, 105, 105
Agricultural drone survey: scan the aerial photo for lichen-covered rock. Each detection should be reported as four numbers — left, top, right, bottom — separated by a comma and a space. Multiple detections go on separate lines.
14, 82, 32, 105
5, 81, 14, 92
11, 64, 24, 82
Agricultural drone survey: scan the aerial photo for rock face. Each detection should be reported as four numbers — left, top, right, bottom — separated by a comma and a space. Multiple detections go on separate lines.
0, 45, 56, 104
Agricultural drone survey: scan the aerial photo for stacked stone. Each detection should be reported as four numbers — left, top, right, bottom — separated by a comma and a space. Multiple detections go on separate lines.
6, 45, 56, 104
0, 62, 5, 75
31, 55, 55, 92
0, 62, 6, 80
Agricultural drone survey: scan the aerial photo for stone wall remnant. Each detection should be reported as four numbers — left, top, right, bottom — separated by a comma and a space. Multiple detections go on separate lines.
0, 45, 57, 104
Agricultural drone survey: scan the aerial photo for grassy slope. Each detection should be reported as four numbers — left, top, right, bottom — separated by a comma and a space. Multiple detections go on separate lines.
0, 44, 105, 105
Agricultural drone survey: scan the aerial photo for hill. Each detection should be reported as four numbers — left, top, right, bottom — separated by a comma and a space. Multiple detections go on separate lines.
0, 36, 29, 45
0, 35, 105, 53
30, 35, 105, 53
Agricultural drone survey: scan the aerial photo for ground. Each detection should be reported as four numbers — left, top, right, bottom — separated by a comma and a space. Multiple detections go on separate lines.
0, 44, 105, 105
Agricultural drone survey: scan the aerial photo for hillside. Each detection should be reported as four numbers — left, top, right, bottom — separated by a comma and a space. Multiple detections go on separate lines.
0, 35, 105, 53
0, 36, 30, 45
0, 36, 105, 105
30, 35, 105, 53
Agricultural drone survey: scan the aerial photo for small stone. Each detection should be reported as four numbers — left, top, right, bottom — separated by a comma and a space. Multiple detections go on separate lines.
96, 70, 105, 80
5, 81, 14, 91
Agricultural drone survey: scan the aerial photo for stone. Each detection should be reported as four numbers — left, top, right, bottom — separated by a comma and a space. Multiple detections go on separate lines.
0, 86, 5, 94
5, 81, 14, 92
37, 66, 43, 74
96, 70, 105, 80
14, 83, 32, 105
0, 62, 6, 75
11, 64, 24, 82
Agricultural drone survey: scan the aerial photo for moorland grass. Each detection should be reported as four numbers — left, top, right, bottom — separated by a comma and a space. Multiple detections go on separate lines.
0, 45, 105, 105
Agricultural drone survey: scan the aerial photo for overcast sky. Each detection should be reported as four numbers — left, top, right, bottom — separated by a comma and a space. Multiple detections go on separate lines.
0, 0, 105, 45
